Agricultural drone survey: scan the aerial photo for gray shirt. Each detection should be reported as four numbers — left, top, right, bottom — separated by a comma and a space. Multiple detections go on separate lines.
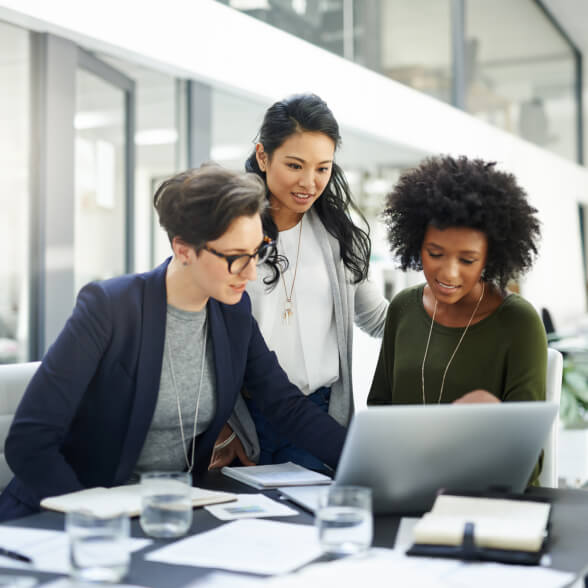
133, 304, 216, 477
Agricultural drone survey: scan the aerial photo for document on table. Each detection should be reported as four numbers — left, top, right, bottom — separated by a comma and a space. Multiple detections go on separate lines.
0, 526, 151, 574
146, 519, 322, 575
263, 548, 574, 588
204, 493, 298, 520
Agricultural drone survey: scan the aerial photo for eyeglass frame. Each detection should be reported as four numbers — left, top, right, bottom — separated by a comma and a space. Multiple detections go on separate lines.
201, 235, 276, 274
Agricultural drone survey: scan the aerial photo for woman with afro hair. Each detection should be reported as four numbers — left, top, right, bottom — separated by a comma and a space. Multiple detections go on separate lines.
368, 155, 546, 413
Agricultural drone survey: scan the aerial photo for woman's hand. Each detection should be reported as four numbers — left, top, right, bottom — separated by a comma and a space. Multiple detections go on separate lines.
208, 424, 255, 470
453, 389, 500, 404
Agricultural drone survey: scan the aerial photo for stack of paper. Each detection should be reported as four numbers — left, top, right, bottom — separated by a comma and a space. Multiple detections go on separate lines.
40, 485, 236, 517
413, 495, 551, 552
221, 462, 331, 489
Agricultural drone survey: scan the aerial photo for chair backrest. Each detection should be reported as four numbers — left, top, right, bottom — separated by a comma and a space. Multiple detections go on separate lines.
539, 348, 563, 487
0, 361, 41, 490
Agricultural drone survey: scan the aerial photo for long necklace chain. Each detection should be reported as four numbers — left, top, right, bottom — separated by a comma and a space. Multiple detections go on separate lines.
421, 282, 485, 404
166, 316, 208, 473
280, 216, 303, 326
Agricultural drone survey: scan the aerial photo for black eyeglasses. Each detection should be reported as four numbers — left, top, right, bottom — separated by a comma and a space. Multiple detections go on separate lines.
202, 236, 276, 275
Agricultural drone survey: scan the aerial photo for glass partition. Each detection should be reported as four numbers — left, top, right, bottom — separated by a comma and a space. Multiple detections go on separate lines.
466, 0, 578, 161
0, 22, 30, 362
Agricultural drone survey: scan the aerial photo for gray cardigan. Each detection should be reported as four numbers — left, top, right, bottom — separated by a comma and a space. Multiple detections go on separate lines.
229, 208, 388, 461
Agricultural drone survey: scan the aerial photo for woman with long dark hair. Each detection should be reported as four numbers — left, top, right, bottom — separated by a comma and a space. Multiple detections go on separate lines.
210, 94, 388, 472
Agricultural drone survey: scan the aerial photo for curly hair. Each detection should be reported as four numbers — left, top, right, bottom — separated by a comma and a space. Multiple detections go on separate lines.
383, 155, 541, 289
245, 93, 371, 285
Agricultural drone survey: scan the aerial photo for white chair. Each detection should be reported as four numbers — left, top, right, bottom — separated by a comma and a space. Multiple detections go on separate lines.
538, 348, 563, 488
0, 361, 41, 490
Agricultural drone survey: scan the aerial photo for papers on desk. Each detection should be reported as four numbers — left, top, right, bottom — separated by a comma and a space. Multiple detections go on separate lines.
205, 493, 298, 520
40, 484, 235, 517
262, 548, 575, 588
0, 526, 151, 574
145, 519, 322, 575
221, 462, 331, 489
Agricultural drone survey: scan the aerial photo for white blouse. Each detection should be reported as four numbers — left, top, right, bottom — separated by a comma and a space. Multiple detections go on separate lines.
247, 218, 339, 395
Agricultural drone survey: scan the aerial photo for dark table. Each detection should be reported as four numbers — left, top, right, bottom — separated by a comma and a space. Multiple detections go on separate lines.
2, 474, 588, 587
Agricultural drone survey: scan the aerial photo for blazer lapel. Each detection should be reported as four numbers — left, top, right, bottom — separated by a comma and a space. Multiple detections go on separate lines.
113, 260, 169, 484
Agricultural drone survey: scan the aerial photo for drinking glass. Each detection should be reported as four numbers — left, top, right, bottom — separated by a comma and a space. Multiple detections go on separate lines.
140, 471, 193, 538
315, 485, 373, 556
66, 510, 130, 583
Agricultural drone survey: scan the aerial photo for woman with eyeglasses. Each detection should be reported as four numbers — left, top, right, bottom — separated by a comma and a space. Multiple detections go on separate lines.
0, 165, 346, 522
209, 94, 388, 473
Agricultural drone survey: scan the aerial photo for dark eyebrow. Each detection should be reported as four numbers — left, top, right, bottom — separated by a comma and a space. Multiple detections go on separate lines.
425, 242, 481, 256
284, 155, 333, 165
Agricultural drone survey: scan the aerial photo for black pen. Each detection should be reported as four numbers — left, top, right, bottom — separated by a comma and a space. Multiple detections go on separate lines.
0, 546, 32, 563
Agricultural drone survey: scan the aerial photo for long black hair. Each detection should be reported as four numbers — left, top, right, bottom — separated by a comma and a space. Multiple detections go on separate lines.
245, 94, 371, 285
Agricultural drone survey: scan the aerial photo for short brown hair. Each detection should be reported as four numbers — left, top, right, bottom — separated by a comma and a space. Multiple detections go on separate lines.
154, 164, 267, 250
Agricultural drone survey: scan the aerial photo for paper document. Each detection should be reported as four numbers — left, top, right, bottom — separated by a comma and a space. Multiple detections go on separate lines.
205, 493, 298, 520
40, 484, 236, 517
263, 548, 574, 588
146, 519, 322, 575
221, 462, 331, 489
0, 526, 150, 574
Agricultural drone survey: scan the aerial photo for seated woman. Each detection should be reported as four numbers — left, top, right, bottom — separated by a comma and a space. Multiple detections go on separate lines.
0, 165, 346, 522
368, 155, 546, 481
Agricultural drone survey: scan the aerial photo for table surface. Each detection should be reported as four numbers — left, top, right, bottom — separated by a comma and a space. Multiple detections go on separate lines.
2, 474, 588, 587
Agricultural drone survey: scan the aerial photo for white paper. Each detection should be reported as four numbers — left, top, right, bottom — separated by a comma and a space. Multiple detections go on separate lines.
183, 571, 270, 587
205, 493, 297, 520
263, 548, 574, 588
146, 519, 322, 575
0, 526, 151, 574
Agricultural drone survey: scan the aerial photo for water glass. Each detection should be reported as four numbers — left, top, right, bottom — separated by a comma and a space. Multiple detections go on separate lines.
315, 485, 373, 556
66, 510, 130, 583
140, 471, 193, 538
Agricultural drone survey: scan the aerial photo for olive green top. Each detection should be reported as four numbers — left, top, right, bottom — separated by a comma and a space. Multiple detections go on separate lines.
368, 283, 547, 485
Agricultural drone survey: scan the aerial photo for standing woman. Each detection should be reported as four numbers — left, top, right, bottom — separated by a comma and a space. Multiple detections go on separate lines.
211, 94, 388, 472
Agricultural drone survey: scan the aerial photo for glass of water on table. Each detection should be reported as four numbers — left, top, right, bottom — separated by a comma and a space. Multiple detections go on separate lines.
316, 485, 373, 556
140, 471, 193, 538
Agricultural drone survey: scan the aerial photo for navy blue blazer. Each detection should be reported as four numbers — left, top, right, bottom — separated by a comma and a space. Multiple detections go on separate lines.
0, 259, 346, 520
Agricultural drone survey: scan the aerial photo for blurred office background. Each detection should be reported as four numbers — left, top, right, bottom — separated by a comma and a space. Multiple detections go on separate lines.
1, 0, 588, 485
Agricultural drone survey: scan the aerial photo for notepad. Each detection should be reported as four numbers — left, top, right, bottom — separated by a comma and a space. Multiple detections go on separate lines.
40, 485, 236, 517
221, 462, 331, 489
412, 494, 551, 553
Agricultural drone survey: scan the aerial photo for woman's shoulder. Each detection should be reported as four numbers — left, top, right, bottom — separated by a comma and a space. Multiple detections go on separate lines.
493, 292, 546, 340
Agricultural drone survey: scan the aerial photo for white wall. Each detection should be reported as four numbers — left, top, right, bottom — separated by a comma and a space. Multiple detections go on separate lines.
1, 0, 587, 328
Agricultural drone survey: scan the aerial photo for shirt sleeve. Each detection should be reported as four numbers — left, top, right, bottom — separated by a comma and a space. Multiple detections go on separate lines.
501, 298, 547, 403
367, 302, 397, 405
5, 282, 113, 501
353, 278, 389, 338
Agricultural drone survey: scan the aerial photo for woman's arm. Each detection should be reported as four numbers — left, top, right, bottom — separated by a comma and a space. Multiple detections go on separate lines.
5, 283, 113, 500
354, 278, 389, 338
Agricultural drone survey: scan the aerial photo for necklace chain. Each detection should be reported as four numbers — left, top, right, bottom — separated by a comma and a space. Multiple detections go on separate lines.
166, 315, 208, 473
421, 282, 485, 404
280, 216, 303, 325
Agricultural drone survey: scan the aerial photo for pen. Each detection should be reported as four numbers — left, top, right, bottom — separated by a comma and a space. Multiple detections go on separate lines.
0, 546, 33, 563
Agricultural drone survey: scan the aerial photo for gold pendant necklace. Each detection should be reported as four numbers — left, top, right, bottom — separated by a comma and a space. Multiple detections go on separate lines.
280, 216, 303, 326
421, 281, 485, 404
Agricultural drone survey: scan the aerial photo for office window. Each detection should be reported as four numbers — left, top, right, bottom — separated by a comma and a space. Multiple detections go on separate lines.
376, 0, 453, 104
74, 69, 126, 292
219, 0, 346, 57
0, 22, 30, 363
466, 0, 578, 161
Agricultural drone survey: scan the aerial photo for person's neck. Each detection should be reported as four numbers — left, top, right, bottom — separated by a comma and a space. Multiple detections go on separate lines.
432, 282, 486, 327
270, 197, 304, 231
165, 257, 208, 312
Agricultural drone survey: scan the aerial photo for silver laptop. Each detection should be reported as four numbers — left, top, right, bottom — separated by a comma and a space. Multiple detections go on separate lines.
280, 402, 557, 515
